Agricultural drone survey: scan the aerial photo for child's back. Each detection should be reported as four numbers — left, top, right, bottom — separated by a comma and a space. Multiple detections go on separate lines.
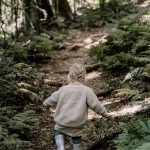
43, 63, 108, 150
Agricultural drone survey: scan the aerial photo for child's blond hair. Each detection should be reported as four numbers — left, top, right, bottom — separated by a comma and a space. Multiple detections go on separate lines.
67, 63, 86, 83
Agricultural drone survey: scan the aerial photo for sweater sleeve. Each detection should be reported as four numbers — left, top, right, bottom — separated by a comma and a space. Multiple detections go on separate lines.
86, 87, 107, 116
43, 89, 61, 107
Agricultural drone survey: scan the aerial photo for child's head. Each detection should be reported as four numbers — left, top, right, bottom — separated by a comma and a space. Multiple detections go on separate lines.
67, 63, 86, 83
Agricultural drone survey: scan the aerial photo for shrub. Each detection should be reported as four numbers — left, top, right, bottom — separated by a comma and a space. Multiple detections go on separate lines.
0, 108, 39, 150
0, 60, 40, 107
13, 35, 54, 63
90, 18, 150, 73
117, 118, 150, 150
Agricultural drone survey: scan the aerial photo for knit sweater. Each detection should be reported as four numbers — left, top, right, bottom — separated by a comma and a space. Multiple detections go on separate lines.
43, 83, 107, 129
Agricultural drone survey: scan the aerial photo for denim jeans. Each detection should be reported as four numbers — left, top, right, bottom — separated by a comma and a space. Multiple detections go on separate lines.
55, 130, 82, 144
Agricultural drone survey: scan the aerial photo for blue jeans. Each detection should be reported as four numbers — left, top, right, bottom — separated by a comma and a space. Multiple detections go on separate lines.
55, 130, 82, 144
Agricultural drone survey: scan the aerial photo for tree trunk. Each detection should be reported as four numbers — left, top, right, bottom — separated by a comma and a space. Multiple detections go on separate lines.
23, 0, 42, 30
23, 0, 32, 29
13, 0, 19, 37
0, 0, 1, 20
40, 0, 54, 20
53, 0, 73, 20
99, 0, 105, 11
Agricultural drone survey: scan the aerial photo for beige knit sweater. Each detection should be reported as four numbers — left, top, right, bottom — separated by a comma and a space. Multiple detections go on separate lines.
43, 83, 107, 129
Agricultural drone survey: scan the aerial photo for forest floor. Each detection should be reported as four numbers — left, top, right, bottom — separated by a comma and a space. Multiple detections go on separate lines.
31, 26, 149, 150
29, 1, 150, 150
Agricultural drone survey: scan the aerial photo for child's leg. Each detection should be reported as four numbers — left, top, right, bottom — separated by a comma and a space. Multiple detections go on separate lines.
72, 137, 82, 150
55, 130, 65, 150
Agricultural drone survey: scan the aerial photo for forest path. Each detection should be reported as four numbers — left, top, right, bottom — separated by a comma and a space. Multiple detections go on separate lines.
31, 1, 150, 149
42, 27, 143, 119
36, 27, 147, 150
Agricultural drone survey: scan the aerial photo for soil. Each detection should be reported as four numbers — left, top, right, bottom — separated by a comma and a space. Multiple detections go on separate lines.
31, 25, 149, 150
29, 2, 150, 149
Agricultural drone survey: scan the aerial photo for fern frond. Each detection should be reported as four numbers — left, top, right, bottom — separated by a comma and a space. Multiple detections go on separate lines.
140, 50, 150, 56
133, 142, 150, 150
116, 88, 139, 96
123, 67, 142, 82
141, 71, 150, 78
18, 88, 41, 102
136, 57, 150, 63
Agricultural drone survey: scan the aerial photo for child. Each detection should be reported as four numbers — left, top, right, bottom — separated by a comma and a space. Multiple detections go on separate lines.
43, 63, 108, 150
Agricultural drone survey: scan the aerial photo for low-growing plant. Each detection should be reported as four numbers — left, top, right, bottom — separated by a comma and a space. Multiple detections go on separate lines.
0, 108, 39, 150
90, 17, 150, 73
117, 118, 150, 150
13, 35, 54, 63
0, 60, 40, 107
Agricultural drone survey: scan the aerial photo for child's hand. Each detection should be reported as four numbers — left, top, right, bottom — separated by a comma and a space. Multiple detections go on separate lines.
102, 113, 111, 120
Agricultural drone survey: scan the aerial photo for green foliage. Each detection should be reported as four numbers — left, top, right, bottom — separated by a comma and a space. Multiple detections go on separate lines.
116, 88, 140, 96
30, 36, 54, 52
0, 108, 39, 150
74, 0, 135, 28
135, 142, 150, 150
0, 54, 40, 149
140, 12, 150, 25
116, 87, 143, 101
75, 8, 101, 28
13, 35, 55, 63
90, 43, 110, 59
141, 67, 150, 79
102, 53, 144, 72
117, 118, 150, 150
116, 66, 150, 101
90, 18, 150, 73
0, 60, 40, 107
90, 15, 150, 103
13, 48, 28, 62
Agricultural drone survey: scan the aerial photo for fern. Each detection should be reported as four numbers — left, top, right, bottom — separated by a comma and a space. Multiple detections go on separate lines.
134, 142, 150, 150
0, 60, 40, 149
0, 108, 39, 150
123, 67, 143, 82
141, 64, 150, 79
8, 110, 39, 132
116, 88, 139, 96
117, 118, 150, 150
18, 88, 41, 102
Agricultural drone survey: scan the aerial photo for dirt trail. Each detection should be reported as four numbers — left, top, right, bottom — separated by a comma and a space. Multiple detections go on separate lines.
37, 28, 147, 150
32, 1, 150, 148
42, 28, 143, 118
42, 28, 112, 118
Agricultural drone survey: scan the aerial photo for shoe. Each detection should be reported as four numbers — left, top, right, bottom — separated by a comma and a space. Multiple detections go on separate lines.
55, 134, 65, 150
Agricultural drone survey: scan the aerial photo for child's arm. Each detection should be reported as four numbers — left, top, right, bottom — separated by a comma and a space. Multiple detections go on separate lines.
43, 90, 60, 108
86, 87, 107, 116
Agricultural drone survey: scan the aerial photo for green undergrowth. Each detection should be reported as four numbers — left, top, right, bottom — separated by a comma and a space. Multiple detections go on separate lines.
2, 31, 66, 64
12, 35, 54, 64
0, 25, 66, 150
90, 18, 150, 71
90, 14, 150, 99
117, 118, 150, 150
0, 108, 39, 150
70, 0, 138, 28
89, 11, 150, 149
0, 59, 41, 149
0, 60, 41, 106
